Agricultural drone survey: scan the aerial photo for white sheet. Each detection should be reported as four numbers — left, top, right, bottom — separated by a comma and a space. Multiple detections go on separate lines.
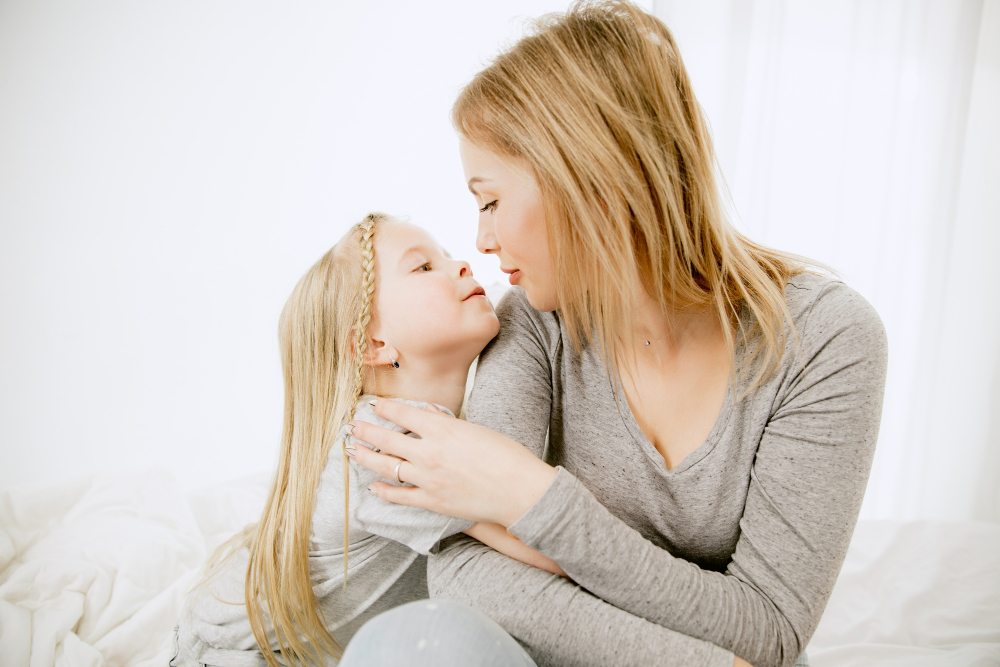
1, 471, 997, 666
808, 520, 1000, 666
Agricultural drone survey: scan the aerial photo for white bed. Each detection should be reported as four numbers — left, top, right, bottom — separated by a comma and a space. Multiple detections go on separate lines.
1, 470, 997, 666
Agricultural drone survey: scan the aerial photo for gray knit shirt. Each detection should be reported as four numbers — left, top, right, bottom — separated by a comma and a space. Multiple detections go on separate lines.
171, 398, 472, 667
428, 274, 888, 667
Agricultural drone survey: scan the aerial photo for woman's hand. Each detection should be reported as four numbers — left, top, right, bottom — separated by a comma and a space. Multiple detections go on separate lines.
347, 398, 558, 526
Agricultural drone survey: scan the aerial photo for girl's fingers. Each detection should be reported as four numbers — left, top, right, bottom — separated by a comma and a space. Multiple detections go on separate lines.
350, 420, 420, 462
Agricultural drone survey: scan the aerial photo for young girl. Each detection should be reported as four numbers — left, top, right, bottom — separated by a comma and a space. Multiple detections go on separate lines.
170, 212, 563, 667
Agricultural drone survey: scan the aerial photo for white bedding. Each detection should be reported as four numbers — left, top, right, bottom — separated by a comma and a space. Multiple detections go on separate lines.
1, 470, 997, 666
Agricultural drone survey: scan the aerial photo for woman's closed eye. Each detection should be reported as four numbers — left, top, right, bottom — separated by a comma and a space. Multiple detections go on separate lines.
479, 200, 497, 214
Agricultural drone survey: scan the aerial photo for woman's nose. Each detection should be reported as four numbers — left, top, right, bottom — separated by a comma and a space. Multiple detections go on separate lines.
476, 216, 499, 255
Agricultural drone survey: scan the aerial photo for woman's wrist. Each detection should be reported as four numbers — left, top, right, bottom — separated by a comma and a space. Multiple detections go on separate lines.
498, 459, 559, 527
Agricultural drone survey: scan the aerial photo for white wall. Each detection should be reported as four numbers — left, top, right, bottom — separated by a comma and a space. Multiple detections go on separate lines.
2, 0, 997, 524
0, 0, 588, 491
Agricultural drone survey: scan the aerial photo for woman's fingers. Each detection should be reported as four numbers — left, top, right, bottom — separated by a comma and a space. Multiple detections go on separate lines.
423, 402, 456, 418
350, 420, 420, 462
371, 398, 443, 436
349, 444, 423, 487
368, 480, 431, 509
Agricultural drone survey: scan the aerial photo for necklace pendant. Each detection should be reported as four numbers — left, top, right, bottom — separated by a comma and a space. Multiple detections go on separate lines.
643, 340, 650, 346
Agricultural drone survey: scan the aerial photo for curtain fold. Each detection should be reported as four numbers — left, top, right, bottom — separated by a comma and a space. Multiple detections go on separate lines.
655, 0, 1000, 522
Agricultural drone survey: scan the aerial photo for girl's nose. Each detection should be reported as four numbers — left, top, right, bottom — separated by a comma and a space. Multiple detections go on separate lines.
458, 261, 473, 278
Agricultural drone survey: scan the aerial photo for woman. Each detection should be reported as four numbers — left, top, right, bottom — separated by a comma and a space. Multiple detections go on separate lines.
344, 2, 887, 666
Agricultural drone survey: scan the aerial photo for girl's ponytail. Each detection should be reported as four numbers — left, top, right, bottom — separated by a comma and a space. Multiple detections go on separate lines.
244, 213, 386, 667
342, 215, 377, 585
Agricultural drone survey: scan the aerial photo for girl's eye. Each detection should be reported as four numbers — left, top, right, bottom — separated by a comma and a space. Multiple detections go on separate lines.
416, 263, 431, 272
479, 200, 497, 213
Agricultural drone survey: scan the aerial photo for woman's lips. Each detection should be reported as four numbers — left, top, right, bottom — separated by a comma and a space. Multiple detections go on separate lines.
508, 270, 522, 285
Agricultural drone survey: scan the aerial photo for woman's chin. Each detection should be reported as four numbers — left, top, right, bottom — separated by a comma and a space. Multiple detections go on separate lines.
521, 285, 559, 312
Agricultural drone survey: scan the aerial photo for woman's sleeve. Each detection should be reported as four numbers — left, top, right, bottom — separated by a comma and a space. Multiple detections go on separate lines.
430, 288, 734, 667
429, 535, 734, 667
464, 287, 555, 459
503, 282, 889, 667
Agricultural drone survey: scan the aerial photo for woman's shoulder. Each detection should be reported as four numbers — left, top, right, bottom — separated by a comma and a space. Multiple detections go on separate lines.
493, 286, 563, 346
495, 286, 559, 325
781, 271, 887, 361
784, 272, 883, 328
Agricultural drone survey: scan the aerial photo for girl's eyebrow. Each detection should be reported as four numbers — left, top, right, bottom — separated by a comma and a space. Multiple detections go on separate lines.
397, 245, 437, 267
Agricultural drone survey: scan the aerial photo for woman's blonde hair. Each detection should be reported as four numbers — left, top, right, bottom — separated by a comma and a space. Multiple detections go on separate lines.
454, 0, 805, 388
241, 212, 387, 666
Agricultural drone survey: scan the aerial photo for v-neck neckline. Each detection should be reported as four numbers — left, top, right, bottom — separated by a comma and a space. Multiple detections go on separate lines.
607, 306, 748, 476
610, 370, 734, 476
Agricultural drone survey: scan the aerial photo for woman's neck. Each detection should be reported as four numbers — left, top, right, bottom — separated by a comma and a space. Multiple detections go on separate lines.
631, 285, 722, 357
366, 357, 472, 417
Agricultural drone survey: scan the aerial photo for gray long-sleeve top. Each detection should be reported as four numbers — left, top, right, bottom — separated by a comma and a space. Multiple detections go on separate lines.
427, 273, 888, 667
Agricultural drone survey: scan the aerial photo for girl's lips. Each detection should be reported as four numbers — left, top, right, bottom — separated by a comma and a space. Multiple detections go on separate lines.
463, 286, 487, 300
508, 270, 522, 285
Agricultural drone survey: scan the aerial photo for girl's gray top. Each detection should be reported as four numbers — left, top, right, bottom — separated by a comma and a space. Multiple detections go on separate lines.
170, 398, 472, 667
428, 274, 888, 667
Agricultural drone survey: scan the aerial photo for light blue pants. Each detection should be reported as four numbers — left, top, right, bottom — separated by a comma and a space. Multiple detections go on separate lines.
340, 598, 809, 666
339, 599, 537, 667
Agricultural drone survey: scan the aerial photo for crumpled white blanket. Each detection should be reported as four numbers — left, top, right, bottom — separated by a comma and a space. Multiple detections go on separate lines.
0, 470, 267, 667
1, 470, 998, 667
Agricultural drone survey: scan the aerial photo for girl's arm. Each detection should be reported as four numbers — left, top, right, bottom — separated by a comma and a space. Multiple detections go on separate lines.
463, 522, 565, 577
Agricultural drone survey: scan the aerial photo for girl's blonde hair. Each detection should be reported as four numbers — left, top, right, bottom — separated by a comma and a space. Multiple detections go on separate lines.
242, 212, 386, 666
454, 0, 805, 388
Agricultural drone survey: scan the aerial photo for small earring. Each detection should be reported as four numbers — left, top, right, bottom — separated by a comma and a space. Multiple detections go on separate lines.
388, 354, 399, 369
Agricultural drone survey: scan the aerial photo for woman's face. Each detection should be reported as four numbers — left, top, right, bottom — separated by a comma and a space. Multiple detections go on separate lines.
369, 220, 499, 367
459, 138, 558, 312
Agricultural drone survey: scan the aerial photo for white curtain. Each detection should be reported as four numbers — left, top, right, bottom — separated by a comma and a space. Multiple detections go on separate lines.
654, 0, 1000, 522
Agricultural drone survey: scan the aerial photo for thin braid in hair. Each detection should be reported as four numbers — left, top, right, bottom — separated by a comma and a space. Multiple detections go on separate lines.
342, 214, 379, 586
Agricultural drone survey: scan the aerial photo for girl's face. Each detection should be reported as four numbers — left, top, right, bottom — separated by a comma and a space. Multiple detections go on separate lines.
368, 220, 499, 367
459, 138, 558, 312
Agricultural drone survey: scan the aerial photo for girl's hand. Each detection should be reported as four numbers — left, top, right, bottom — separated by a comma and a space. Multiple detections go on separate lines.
347, 398, 558, 526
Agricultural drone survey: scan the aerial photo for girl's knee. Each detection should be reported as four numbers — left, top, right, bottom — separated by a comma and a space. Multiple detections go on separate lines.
341, 599, 535, 667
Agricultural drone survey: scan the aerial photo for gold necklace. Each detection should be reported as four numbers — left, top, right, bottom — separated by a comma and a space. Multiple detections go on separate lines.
637, 332, 670, 347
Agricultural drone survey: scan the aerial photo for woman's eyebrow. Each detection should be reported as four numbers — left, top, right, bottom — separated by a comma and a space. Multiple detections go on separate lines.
467, 176, 492, 194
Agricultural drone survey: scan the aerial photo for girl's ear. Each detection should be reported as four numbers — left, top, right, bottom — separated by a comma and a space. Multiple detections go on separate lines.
362, 337, 398, 367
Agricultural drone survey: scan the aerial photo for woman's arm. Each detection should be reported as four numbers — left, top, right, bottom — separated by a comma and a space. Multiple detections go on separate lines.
464, 522, 565, 576
430, 533, 737, 667
351, 291, 739, 665
353, 286, 880, 666
498, 282, 887, 667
